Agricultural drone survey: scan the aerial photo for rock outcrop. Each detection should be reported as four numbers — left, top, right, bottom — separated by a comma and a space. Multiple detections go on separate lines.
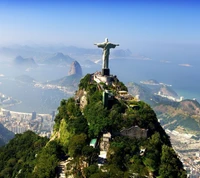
68, 60, 82, 76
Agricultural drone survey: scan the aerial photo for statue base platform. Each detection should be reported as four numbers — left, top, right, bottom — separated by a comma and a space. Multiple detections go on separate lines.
102, 69, 110, 76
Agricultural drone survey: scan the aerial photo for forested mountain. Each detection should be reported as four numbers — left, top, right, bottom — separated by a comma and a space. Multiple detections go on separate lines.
0, 74, 186, 178
51, 74, 186, 177
0, 131, 49, 177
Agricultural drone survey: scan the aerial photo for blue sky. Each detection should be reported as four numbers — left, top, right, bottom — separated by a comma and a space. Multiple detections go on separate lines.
0, 0, 200, 52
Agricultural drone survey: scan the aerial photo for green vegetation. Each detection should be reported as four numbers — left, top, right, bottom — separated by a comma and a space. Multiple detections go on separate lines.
52, 74, 186, 177
159, 145, 186, 178
0, 131, 48, 178
32, 141, 61, 178
79, 73, 91, 90
0, 74, 187, 178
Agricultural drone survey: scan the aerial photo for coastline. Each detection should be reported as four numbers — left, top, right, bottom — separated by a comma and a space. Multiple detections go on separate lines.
174, 89, 200, 103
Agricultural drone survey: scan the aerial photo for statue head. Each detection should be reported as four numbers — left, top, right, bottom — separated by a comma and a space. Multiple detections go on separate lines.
105, 38, 109, 43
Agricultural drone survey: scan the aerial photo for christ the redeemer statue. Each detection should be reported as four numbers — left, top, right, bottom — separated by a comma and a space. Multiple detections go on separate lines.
94, 38, 119, 71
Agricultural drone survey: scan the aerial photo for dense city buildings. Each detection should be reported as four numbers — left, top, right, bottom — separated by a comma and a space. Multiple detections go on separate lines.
0, 108, 54, 137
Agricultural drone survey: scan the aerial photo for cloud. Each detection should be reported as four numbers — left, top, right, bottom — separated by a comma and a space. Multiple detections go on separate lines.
179, 64, 192, 67
142, 57, 152, 60
160, 60, 171, 63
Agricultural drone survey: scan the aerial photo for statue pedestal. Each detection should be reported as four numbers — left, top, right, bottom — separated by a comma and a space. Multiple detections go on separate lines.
102, 68, 110, 76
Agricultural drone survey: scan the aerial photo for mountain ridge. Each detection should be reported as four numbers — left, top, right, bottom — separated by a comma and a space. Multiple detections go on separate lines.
41, 52, 74, 66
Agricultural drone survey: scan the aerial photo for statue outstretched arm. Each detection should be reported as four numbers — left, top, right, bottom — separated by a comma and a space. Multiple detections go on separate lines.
94, 43, 105, 48
108, 43, 119, 48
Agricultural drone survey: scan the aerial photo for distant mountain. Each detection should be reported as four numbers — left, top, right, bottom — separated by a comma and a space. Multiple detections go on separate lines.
15, 75, 36, 83
68, 61, 82, 76
0, 123, 14, 145
139, 79, 178, 98
48, 74, 82, 87
13, 56, 37, 68
41, 52, 74, 66
127, 81, 178, 105
0, 45, 102, 60
47, 60, 82, 88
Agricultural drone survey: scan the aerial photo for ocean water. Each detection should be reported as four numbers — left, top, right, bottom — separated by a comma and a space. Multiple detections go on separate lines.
0, 56, 200, 113
110, 58, 200, 103
0, 79, 69, 114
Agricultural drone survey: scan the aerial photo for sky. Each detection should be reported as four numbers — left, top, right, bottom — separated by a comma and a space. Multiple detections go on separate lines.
0, 0, 200, 53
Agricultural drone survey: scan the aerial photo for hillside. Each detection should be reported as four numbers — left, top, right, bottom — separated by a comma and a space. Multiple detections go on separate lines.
0, 74, 186, 177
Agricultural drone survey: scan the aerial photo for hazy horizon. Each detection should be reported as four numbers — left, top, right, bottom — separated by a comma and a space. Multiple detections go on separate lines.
0, 1, 200, 52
